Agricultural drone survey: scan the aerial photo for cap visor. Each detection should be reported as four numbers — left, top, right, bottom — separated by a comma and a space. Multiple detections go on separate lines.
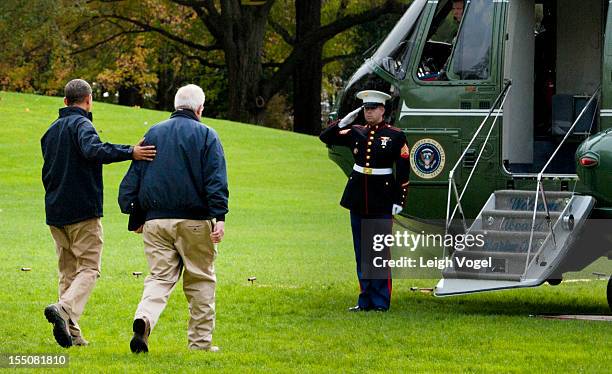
363, 103, 382, 109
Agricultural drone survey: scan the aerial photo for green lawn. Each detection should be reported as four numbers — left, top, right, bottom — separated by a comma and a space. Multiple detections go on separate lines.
0, 91, 610, 373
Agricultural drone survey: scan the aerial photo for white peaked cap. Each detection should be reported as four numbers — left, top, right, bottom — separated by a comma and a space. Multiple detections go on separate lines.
356, 90, 392, 106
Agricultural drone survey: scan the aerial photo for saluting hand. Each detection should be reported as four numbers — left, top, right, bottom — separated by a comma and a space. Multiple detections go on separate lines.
392, 204, 403, 215
211, 221, 225, 243
338, 106, 363, 128
133, 138, 156, 161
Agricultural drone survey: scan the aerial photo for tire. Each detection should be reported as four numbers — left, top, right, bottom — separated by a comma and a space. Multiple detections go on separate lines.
547, 278, 562, 286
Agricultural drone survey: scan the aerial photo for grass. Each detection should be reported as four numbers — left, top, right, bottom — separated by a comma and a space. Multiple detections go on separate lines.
0, 91, 610, 373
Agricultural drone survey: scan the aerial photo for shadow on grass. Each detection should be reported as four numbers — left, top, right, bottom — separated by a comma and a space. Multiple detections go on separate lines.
391, 286, 610, 317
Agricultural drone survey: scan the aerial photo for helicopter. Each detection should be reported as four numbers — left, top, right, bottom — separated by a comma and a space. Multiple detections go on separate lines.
325, 0, 612, 310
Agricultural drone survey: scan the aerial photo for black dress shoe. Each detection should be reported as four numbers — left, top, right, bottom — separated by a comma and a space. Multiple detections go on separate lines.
44, 304, 73, 348
348, 305, 369, 312
130, 318, 150, 353
373, 307, 388, 312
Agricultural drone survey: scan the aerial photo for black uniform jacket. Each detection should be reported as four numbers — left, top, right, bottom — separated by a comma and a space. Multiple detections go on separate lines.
41, 106, 133, 226
118, 109, 229, 223
320, 120, 410, 216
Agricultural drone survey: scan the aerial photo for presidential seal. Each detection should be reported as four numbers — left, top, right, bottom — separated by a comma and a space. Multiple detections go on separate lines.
410, 138, 446, 179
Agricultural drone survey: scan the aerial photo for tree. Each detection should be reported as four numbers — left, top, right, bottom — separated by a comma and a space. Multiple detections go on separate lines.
96, 36, 158, 106
76, 0, 409, 131
0, 0, 76, 94
292, 0, 323, 135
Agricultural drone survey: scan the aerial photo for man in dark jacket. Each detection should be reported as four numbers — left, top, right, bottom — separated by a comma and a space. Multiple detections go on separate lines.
118, 84, 228, 353
41, 79, 156, 348
320, 90, 410, 312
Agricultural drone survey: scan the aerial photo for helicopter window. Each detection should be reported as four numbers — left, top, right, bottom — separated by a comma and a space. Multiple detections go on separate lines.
448, 0, 494, 80
376, 2, 427, 80
416, 0, 465, 81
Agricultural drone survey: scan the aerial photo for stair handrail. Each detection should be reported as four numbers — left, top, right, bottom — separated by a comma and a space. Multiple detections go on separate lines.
523, 87, 601, 278
445, 81, 513, 239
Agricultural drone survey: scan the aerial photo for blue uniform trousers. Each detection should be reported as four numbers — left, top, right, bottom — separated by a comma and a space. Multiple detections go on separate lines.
350, 211, 392, 310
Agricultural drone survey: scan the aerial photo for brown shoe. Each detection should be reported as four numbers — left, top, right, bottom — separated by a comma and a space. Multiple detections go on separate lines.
44, 304, 72, 348
72, 335, 89, 346
130, 318, 150, 353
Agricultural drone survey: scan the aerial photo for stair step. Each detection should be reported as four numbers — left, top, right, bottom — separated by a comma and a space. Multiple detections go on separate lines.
455, 250, 533, 258
470, 229, 549, 239
442, 250, 535, 281
494, 190, 573, 199
461, 229, 549, 253
479, 210, 561, 232
481, 210, 562, 219
442, 270, 522, 281
493, 190, 572, 212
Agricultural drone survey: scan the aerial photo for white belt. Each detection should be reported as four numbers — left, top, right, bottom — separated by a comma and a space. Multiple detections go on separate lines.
353, 164, 393, 175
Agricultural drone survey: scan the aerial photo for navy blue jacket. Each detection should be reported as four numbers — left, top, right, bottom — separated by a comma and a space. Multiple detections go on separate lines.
118, 109, 229, 222
41, 106, 133, 226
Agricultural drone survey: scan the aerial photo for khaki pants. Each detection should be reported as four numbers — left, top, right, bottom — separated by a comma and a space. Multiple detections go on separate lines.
135, 219, 217, 350
49, 218, 103, 338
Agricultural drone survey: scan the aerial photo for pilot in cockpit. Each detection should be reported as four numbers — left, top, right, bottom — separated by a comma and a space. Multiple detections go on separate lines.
418, 0, 465, 81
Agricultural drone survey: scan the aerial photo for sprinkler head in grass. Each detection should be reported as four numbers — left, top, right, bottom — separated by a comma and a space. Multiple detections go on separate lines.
133, 271, 143, 278
248, 277, 256, 285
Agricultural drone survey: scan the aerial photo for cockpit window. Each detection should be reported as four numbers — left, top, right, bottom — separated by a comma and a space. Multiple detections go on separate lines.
415, 0, 464, 81
416, 0, 494, 82
371, 0, 428, 80
448, 0, 494, 80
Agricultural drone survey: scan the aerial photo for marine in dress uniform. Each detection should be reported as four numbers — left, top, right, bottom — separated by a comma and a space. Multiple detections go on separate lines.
320, 90, 410, 312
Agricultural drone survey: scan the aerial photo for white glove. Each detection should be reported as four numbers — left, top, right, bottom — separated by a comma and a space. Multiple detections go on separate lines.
392, 204, 403, 215
338, 106, 362, 128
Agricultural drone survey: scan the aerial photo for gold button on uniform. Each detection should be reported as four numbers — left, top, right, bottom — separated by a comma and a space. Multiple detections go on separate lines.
368, 141, 372, 145
367, 149, 371, 153
366, 163, 370, 166
370, 131, 374, 135
366, 155, 370, 159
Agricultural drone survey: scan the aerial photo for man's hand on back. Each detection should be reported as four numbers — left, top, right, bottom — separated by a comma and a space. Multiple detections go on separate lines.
133, 138, 156, 161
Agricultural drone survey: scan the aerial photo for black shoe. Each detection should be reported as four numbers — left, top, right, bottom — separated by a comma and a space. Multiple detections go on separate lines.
348, 305, 369, 312
44, 305, 72, 348
373, 307, 388, 312
130, 318, 150, 353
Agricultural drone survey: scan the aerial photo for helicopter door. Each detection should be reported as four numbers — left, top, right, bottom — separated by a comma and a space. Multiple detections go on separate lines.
398, 0, 504, 219
503, 0, 605, 174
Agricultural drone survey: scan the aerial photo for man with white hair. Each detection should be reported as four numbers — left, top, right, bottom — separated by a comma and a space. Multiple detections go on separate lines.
118, 84, 229, 353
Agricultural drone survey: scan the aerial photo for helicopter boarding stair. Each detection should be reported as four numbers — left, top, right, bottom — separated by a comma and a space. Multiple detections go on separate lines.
434, 83, 599, 296
435, 189, 594, 295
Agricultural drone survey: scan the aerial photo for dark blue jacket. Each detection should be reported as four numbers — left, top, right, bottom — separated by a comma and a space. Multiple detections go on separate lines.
118, 109, 229, 222
41, 106, 133, 226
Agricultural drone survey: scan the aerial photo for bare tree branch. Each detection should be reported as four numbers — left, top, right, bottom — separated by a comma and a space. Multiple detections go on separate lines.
262, 62, 282, 68
314, 0, 406, 45
261, 0, 406, 100
321, 52, 361, 65
174, 48, 226, 69
70, 29, 145, 55
90, 14, 221, 52
268, 19, 295, 45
